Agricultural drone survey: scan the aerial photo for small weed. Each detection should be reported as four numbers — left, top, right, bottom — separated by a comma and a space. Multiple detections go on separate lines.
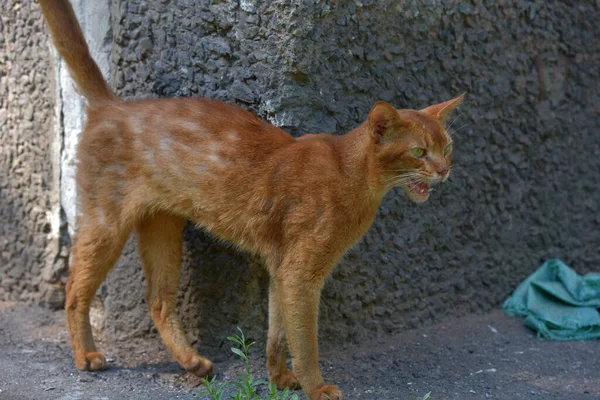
201, 375, 227, 400
267, 382, 298, 400
197, 327, 300, 400
414, 392, 432, 400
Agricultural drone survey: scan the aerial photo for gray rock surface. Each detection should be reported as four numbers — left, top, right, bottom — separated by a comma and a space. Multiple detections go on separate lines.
0, 0, 64, 306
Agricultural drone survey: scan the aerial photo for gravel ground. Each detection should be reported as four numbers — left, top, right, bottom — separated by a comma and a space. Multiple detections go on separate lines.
0, 301, 598, 400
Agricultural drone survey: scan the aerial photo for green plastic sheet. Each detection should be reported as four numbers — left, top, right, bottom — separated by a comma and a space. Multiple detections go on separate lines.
503, 259, 600, 340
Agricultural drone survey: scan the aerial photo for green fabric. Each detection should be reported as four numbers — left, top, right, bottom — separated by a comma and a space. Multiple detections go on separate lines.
503, 259, 600, 340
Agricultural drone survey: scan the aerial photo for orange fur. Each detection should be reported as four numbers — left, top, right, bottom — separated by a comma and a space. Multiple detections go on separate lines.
39, 1, 464, 399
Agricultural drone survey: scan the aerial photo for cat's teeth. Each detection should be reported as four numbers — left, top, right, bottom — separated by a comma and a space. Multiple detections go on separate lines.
415, 182, 430, 195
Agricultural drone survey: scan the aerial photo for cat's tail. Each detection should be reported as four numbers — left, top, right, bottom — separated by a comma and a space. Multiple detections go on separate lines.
39, 0, 115, 105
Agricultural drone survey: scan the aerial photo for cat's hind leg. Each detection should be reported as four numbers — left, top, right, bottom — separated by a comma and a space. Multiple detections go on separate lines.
267, 279, 300, 389
137, 211, 213, 377
66, 215, 130, 371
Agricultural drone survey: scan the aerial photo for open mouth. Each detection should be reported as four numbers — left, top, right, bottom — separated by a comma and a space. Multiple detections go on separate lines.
409, 179, 430, 197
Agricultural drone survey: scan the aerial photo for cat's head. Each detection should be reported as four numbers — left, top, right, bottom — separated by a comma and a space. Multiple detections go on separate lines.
368, 94, 465, 203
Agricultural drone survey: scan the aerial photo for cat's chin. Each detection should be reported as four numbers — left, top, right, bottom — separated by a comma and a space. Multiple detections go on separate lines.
406, 191, 430, 203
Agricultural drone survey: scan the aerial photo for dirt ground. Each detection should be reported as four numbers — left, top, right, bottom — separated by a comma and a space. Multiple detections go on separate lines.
0, 301, 598, 400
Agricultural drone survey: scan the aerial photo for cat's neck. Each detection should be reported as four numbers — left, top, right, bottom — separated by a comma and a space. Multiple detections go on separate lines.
334, 122, 387, 206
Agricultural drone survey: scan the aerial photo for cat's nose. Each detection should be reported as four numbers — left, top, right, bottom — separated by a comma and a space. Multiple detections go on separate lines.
438, 168, 448, 177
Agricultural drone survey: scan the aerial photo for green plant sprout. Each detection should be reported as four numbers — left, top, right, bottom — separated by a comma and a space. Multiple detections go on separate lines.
197, 327, 300, 400
414, 392, 432, 400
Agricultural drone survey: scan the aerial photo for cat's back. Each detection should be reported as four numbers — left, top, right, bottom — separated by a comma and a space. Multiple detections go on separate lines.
85, 97, 291, 144
78, 97, 294, 170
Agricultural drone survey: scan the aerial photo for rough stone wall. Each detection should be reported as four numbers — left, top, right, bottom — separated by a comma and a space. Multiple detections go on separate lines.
0, 1, 63, 305
95, 0, 600, 347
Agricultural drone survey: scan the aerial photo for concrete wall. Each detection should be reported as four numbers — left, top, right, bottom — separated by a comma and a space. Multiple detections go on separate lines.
100, 0, 600, 347
0, 0, 65, 307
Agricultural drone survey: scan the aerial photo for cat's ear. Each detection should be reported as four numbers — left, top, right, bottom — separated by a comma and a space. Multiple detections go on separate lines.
420, 92, 466, 122
368, 101, 407, 143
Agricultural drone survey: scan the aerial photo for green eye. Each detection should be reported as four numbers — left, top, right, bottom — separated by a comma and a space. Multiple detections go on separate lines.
411, 148, 425, 158
444, 144, 453, 157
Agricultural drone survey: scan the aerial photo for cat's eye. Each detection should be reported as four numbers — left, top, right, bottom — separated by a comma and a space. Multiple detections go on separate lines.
444, 144, 453, 157
411, 148, 425, 158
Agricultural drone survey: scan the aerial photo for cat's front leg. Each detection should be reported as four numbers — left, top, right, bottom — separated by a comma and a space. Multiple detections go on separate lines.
276, 268, 343, 400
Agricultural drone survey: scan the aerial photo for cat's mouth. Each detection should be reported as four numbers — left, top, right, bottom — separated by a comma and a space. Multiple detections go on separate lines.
411, 181, 431, 196
412, 181, 430, 195
406, 178, 431, 202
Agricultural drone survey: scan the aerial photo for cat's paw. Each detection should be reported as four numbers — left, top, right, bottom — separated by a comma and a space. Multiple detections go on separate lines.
75, 352, 107, 371
308, 384, 343, 400
184, 355, 214, 378
270, 372, 300, 389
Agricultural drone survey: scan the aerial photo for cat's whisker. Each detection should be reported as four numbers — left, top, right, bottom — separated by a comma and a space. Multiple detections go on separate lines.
386, 179, 414, 186
408, 182, 422, 192
447, 112, 464, 131
388, 172, 415, 177
386, 172, 421, 179
391, 182, 413, 188
387, 174, 422, 186
385, 176, 422, 186
389, 169, 418, 174
449, 122, 471, 136
445, 167, 464, 177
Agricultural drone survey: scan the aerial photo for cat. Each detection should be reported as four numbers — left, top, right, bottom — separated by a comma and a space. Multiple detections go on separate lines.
38, 1, 463, 399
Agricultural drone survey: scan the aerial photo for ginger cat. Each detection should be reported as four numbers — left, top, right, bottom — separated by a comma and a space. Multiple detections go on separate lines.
39, 1, 463, 399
